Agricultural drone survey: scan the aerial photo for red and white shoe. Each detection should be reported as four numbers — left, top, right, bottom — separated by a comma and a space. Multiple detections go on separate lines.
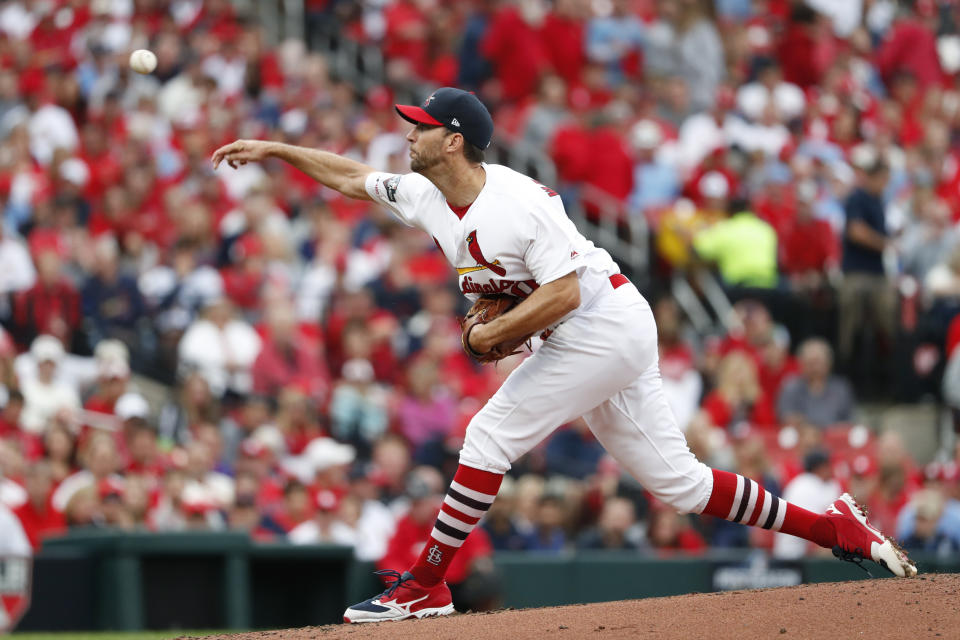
825, 493, 917, 577
343, 570, 454, 623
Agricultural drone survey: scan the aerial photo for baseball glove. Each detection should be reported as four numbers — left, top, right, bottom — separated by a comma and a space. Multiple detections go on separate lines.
460, 295, 533, 364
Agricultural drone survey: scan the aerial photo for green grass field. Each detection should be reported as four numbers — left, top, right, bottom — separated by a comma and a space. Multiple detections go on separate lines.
10, 632, 225, 640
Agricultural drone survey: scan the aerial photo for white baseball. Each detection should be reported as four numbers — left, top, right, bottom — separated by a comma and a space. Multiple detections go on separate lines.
129, 49, 157, 74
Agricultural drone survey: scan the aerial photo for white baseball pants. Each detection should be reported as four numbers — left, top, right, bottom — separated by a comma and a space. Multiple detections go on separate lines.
459, 281, 714, 514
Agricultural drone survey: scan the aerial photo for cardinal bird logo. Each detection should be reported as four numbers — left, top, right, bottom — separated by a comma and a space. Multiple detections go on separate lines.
458, 230, 506, 276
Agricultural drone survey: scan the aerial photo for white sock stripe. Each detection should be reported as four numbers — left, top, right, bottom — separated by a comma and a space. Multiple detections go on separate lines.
756, 491, 772, 526
437, 509, 474, 533
743, 480, 760, 523
444, 495, 487, 519
449, 480, 496, 504
431, 528, 465, 548
772, 498, 787, 531
726, 474, 745, 521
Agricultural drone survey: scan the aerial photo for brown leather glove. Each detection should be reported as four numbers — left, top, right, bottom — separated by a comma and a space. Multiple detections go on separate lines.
460, 295, 533, 364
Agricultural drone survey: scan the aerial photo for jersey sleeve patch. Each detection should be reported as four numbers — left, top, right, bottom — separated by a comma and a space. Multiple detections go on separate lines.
365, 172, 427, 229
385, 175, 400, 202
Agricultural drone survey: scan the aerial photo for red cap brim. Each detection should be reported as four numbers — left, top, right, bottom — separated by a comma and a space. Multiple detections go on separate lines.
395, 104, 443, 126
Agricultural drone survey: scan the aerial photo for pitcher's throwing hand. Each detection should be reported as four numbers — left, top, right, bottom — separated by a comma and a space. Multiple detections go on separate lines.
211, 139, 274, 169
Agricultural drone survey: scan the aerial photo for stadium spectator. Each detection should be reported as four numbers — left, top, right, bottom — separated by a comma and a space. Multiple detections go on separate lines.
773, 449, 841, 559
654, 296, 701, 432
577, 496, 644, 551
540, 0, 587, 87
628, 119, 681, 217
177, 296, 262, 398
83, 355, 130, 419
329, 358, 389, 460
20, 335, 80, 435
273, 480, 314, 534
693, 198, 779, 290
925, 247, 960, 307
648, 506, 706, 554
0, 389, 26, 441
544, 420, 605, 480
896, 462, 960, 548
780, 180, 838, 292
482, 476, 535, 551
121, 473, 152, 530
81, 235, 146, 363
585, 0, 645, 87
156, 372, 221, 448
480, 1, 549, 104
525, 493, 569, 553
344, 463, 396, 561
11, 461, 64, 549
52, 433, 123, 513
735, 58, 805, 125
396, 358, 456, 463
644, 0, 724, 112
701, 351, 777, 432
120, 395, 163, 477
99, 476, 134, 530
900, 196, 957, 286
12, 245, 81, 350
777, 338, 855, 428
288, 489, 357, 547
520, 75, 571, 151
898, 489, 960, 556
251, 299, 329, 403
875, 5, 942, 89
228, 493, 280, 542
863, 432, 918, 535
0, 224, 36, 315
837, 159, 895, 380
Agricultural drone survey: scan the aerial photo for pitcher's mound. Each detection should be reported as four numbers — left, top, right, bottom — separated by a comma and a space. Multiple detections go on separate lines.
189, 573, 960, 640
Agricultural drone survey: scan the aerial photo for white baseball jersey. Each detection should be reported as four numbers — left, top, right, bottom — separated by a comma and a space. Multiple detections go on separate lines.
367, 162, 713, 515
366, 164, 620, 321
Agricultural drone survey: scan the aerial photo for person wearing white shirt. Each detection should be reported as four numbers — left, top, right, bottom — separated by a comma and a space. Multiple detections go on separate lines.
773, 449, 842, 559
20, 336, 81, 435
28, 101, 79, 166
0, 229, 35, 299
288, 490, 358, 549
178, 297, 262, 397
51, 433, 124, 513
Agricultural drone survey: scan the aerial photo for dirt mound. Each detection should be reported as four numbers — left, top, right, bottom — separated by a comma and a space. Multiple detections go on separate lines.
188, 573, 960, 640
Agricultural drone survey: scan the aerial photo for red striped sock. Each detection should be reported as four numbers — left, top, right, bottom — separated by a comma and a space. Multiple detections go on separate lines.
409, 464, 503, 587
701, 469, 835, 548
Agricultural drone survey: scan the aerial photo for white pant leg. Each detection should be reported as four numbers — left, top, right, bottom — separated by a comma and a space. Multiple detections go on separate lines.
459, 284, 658, 474
582, 359, 713, 514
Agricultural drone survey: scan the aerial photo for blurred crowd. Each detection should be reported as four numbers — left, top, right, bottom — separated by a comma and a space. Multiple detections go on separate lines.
0, 0, 960, 606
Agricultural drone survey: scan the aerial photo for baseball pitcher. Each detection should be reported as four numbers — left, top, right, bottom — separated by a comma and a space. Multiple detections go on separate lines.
212, 87, 916, 624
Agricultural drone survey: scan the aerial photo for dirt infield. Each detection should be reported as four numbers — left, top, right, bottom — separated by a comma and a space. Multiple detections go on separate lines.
188, 573, 960, 640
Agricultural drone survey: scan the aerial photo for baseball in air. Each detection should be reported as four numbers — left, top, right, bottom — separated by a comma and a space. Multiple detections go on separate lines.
129, 49, 157, 74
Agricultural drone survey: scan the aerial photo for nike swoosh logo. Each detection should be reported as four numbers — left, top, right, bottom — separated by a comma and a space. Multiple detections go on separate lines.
456, 260, 502, 275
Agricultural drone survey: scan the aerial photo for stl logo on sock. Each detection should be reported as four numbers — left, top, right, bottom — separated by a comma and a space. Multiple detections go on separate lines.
425, 545, 443, 566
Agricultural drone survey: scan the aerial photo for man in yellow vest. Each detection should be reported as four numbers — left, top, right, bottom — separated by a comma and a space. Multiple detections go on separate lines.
693, 197, 779, 289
